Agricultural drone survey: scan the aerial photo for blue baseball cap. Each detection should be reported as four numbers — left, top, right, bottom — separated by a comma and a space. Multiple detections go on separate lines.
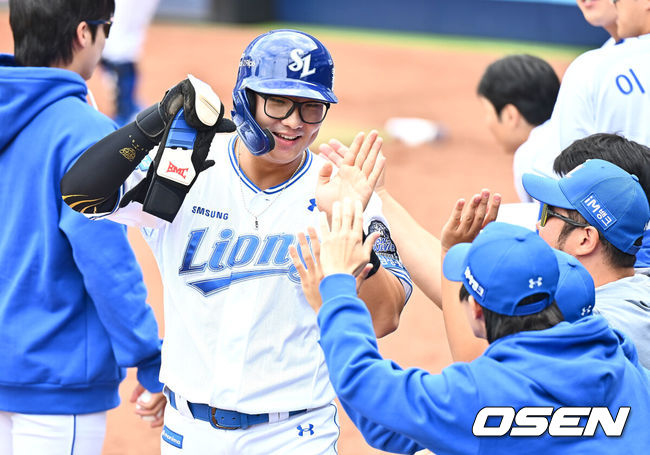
552, 250, 594, 322
443, 222, 559, 316
523, 159, 650, 255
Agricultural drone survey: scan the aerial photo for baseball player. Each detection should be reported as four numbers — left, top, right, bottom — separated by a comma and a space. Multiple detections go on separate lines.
0, 1, 164, 454
477, 54, 560, 203
61, 29, 412, 454
306, 206, 650, 454
544, 0, 650, 266
523, 157, 650, 367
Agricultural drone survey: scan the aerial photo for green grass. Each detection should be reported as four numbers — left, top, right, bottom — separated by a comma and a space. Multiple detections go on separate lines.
153, 16, 589, 60
256, 22, 589, 60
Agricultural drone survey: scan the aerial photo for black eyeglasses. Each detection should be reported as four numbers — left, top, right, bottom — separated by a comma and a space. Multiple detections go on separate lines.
257, 93, 330, 124
540, 203, 590, 228
86, 19, 113, 38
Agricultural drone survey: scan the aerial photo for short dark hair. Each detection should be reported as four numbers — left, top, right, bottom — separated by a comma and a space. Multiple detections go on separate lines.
553, 133, 650, 203
555, 208, 638, 269
459, 285, 564, 343
10, 0, 115, 67
477, 54, 560, 126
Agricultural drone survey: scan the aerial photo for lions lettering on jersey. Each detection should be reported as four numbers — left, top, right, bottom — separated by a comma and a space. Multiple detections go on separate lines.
179, 228, 310, 296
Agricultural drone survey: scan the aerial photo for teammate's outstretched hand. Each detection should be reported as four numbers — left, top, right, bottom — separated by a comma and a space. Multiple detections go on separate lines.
319, 132, 387, 194
320, 198, 380, 277
441, 189, 501, 253
316, 132, 385, 217
289, 228, 324, 312
130, 383, 166, 428
290, 226, 373, 312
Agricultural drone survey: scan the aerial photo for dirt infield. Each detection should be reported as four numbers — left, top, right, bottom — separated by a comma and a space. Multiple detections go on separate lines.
0, 12, 576, 454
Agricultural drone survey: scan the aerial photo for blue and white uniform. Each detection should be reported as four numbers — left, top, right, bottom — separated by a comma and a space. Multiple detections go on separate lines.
548, 34, 650, 266
90, 132, 413, 453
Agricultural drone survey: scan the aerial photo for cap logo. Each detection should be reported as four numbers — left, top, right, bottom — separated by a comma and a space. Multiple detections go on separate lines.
288, 49, 316, 78
528, 277, 543, 289
240, 58, 256, 68
581, 193, 617, 230
464, 266, 485, 298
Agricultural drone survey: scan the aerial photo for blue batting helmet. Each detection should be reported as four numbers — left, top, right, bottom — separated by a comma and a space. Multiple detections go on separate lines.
232, 29, 338, 156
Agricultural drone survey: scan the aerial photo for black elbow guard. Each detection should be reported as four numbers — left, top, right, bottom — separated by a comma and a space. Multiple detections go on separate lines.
135, 103, 167, 143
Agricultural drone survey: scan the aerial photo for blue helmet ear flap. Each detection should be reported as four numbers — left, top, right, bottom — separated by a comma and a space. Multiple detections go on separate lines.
232, 89, 275, 156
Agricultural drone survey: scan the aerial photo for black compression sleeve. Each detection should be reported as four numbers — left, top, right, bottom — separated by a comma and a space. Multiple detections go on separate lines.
61, 107, 163, 214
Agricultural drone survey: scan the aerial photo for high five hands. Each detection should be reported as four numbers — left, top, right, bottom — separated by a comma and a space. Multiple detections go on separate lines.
289, 198, 377, 312
315, 131, 385, 218
440, 189, 501, 253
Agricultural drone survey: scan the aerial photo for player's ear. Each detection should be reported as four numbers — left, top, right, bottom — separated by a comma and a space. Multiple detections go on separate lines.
500, 104, 521, 127
574, 225, 600, 256
469, 297, 488, 339
470, 297, 484, 322
74, 21, 91, 50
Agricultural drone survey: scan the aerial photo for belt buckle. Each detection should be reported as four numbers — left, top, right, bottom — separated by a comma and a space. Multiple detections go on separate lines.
210, 408, 239, 430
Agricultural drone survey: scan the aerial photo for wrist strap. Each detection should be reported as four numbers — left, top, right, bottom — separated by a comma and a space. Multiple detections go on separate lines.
362, 231, 382, 278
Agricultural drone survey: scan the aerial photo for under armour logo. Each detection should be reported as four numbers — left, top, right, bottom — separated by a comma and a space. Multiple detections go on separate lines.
297, 424, 314, 436
528, 277, 543, 289
581, 305, 594, 316
307, 198, 317, 212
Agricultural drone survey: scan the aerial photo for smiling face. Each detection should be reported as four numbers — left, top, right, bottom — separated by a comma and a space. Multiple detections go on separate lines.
577, 0, 618, 28
253, 93, 324, 165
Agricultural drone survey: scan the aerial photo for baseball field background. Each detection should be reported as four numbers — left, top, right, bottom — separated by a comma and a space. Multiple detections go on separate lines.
0, 7, 586, 454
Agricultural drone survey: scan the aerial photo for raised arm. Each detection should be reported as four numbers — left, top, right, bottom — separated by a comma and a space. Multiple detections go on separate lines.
61, 76, 234, 217
319, 138, 499, 309
315, 132, 411, 337
439, 194, 500, 362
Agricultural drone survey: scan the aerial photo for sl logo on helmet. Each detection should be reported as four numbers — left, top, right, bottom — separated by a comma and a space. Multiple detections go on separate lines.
288, 49, 316, 78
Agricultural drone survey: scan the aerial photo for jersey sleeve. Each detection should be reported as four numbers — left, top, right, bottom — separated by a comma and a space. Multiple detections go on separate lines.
550, 51, 599, 151
364, 193, 414, 303
317, 274, 481, 454
84, 151, 167, 229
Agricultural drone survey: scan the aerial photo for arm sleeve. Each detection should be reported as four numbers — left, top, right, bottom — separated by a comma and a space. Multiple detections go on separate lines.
339, 399, 424, 454
61, 119, 160, 214
364, 193, 414, 303
317, 274, 480, 455
59, 203, 163, 392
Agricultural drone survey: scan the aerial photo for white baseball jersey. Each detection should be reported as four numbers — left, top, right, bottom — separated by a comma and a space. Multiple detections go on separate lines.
92, 132, 412, 414
509, 36, 627, 203
512, 119, 559, 203
550, 33, 650, 151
